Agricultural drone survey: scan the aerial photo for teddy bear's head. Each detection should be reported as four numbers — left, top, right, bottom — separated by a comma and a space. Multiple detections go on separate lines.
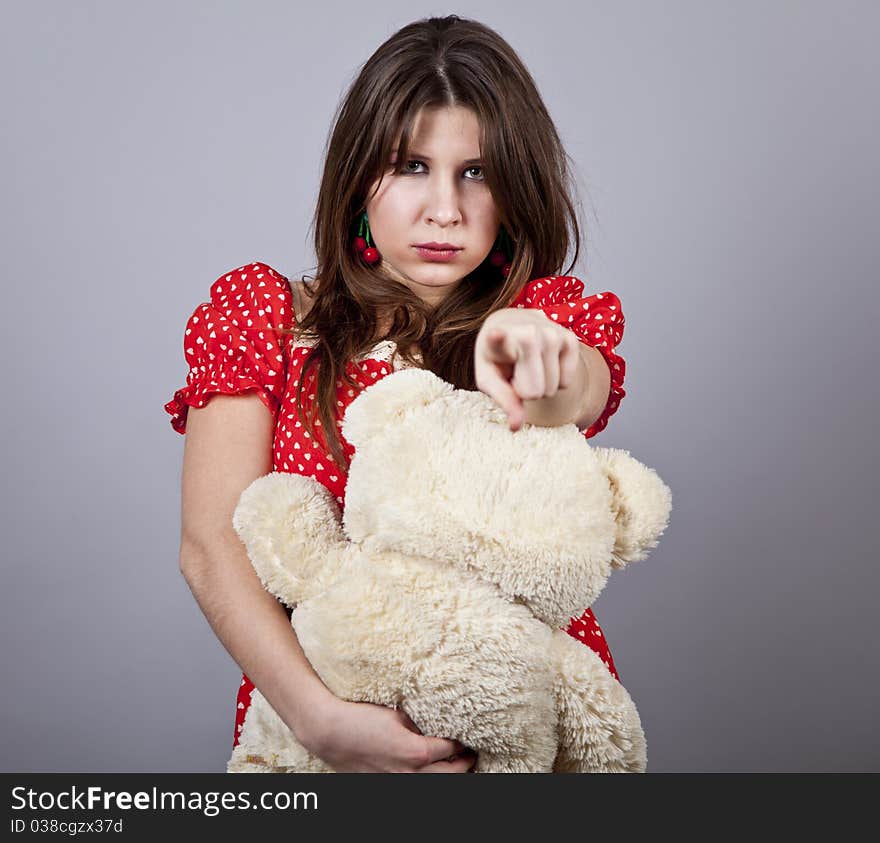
339, 368, 672, 629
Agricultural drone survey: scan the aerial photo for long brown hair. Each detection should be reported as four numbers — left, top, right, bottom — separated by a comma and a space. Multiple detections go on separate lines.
289, 14, 584, 471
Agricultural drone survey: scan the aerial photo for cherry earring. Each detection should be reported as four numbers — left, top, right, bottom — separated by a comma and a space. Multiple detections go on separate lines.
354, 211, 381, 265
489, 226, 513, 278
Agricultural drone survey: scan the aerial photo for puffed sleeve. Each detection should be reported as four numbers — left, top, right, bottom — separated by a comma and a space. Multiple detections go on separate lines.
509, 275, 626, 439
164, 261, 294, 434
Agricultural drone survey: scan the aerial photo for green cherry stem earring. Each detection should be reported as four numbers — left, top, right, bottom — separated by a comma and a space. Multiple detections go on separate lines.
354, 211, 381, 265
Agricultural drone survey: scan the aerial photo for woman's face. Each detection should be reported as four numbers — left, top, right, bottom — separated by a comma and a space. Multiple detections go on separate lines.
364, 105, 501, 307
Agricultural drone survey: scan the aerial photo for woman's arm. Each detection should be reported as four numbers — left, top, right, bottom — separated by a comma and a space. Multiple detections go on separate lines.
177, 391, 477, 771
177, 392, 336, 748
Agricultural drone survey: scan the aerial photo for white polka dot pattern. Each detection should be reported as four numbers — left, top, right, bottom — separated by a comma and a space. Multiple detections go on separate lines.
164, 262, 291, 433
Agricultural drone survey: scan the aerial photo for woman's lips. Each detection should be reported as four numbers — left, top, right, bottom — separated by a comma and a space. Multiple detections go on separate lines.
413, 245, 461, 262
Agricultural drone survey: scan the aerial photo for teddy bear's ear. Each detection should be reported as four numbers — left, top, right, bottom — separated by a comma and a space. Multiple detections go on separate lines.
592, 447, 673, 569
341, 368, 455, 448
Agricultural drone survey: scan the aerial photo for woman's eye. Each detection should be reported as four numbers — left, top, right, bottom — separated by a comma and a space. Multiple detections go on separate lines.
400, 160, 485, 180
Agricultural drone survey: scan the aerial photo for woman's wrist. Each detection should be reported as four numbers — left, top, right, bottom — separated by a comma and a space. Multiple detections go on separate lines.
280, 677, 345, 752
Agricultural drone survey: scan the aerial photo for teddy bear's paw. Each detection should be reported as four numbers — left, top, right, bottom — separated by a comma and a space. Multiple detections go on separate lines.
232, 471, 350, 607
550, 630, 648, 773
593, 448, 673, 569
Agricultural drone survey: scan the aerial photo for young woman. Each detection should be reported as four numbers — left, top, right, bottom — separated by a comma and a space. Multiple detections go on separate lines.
166, 14, 626, 773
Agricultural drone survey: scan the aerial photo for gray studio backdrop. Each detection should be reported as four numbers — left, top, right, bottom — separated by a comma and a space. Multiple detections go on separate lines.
1, 1, 877, 773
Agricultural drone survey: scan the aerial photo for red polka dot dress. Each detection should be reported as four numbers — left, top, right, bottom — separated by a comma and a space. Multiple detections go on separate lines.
165, 261, 628, 751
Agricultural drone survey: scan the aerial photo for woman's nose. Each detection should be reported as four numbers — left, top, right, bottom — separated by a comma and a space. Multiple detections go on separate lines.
426, 179, 462, 225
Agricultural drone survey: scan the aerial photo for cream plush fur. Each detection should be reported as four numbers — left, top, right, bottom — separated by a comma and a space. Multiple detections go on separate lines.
227, 368, 672, 773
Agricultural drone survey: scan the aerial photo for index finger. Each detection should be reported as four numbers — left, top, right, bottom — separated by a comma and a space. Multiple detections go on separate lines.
477, 364, 524, 431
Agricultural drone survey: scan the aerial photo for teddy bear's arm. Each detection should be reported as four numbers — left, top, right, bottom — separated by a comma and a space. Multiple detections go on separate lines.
232, 472, 351, 607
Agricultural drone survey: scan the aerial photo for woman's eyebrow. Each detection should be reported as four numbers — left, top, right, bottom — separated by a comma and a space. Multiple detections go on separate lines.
400, 151, 484, 165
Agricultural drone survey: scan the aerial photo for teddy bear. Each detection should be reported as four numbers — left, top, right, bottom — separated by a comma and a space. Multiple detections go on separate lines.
226, 367, 672, 773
